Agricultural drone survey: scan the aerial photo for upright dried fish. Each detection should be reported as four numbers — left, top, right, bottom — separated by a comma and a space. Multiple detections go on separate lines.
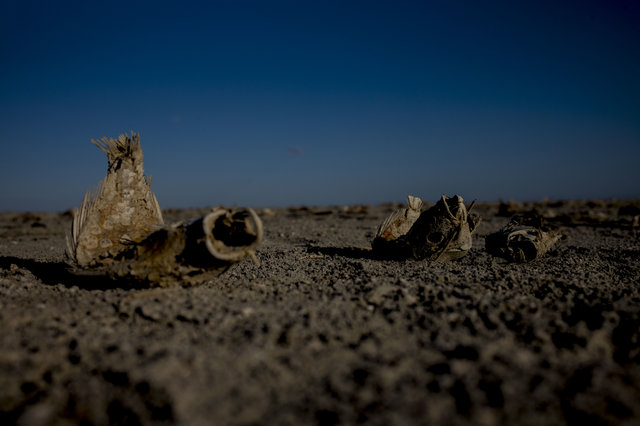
372, 195, 480, 261
67, 133, 163, 267
485, 213, 563, 262
66, 132, 263, 286
407, 195, 480, 261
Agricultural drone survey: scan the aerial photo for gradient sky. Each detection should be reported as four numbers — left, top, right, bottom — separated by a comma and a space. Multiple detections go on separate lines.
1, 0, 639, 211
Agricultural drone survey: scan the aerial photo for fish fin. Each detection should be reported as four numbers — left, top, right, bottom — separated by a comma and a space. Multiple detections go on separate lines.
66, 181, 102, 265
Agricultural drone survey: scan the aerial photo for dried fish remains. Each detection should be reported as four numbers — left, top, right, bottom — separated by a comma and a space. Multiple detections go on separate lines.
372, 195, 480, 261
66, 132, 262, 286
485, 213, 563, 262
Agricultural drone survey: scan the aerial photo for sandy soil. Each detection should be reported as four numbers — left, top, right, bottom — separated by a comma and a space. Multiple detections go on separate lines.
1, 200, 639, 425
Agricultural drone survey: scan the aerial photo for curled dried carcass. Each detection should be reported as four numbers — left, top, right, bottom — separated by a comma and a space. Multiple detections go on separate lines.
66, 132, 262, 286
104, 207, 262, 286
485, 213, 563, 262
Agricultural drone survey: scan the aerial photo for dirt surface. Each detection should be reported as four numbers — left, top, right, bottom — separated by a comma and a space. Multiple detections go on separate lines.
1, 200, 639, 425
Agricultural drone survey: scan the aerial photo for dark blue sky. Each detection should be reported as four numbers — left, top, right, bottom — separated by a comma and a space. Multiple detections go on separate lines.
1, 0, 639, 211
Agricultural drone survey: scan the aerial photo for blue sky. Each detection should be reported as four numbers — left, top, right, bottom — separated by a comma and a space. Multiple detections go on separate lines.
1, 0, 639, 211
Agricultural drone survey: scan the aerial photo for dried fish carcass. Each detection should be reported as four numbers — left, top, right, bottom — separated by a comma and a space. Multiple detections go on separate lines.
107, 207, 262, 286
66, 132, 263, 286
371, 195, 423, 257
406, 195, 480, 261
372, 194, 480, 261
67, 133, 163, 268
485, 213, 563, 262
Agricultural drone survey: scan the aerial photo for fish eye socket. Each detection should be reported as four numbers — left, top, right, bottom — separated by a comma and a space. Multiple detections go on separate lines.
427, 232, 444, 244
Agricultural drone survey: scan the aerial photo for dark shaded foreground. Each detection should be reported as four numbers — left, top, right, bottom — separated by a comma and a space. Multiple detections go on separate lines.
1, 200, 639, 425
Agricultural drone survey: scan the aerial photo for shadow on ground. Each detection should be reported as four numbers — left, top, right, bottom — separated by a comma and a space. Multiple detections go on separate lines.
0, 256, 143, 290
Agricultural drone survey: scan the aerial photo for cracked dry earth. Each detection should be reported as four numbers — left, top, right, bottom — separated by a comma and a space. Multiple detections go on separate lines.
1, 201, 639, 426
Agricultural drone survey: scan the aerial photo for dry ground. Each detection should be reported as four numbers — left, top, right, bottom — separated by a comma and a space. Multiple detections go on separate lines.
1, 200, 639, 425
